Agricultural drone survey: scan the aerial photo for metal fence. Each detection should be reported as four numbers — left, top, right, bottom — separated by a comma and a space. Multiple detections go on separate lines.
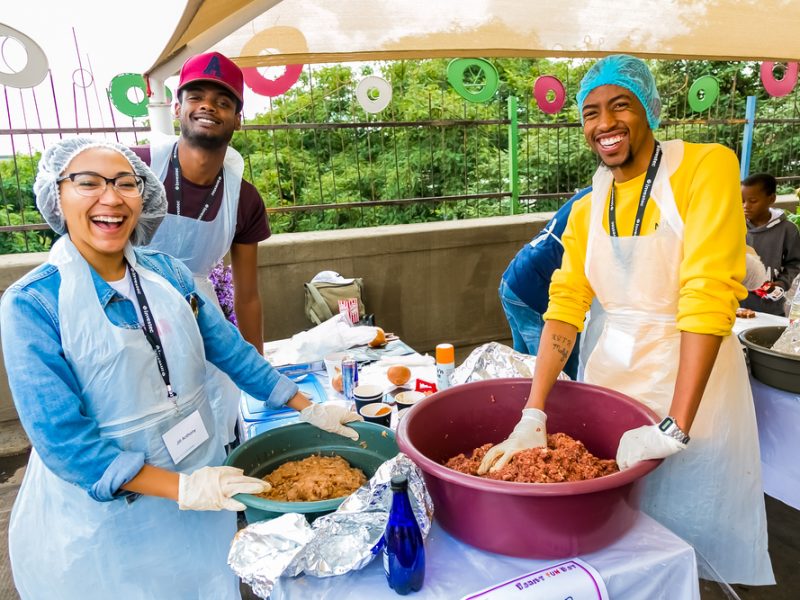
2, 59, 799, 253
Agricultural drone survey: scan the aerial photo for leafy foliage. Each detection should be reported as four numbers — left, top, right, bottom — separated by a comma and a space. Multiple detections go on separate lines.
2, 58, 800, 251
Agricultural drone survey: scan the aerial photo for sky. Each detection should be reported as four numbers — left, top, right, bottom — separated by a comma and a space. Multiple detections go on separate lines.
0, 1, 276, 155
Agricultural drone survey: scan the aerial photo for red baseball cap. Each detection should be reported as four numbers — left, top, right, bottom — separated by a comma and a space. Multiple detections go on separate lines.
177, 52, 244, 108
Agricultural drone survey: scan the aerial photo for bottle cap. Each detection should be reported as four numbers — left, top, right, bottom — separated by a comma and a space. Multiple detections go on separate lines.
390, 475, 408, 491
435, 343, 455, 364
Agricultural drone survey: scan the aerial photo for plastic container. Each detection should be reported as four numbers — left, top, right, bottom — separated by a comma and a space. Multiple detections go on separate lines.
396, 378, 663, 559
435, 343, 455, 391
739, 326, 800, 393
224, 421, 398, 523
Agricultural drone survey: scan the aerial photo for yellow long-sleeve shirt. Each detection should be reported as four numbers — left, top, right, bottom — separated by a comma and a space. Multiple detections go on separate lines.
544, 141, 747, 336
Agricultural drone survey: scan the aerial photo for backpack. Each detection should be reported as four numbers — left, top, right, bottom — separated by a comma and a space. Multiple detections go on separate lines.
304, 278, 367, 325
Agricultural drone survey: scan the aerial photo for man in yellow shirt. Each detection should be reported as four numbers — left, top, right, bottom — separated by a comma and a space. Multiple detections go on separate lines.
479, 55, 773, 586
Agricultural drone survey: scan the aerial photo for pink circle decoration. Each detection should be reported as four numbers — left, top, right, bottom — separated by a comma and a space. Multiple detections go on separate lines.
760, 62, 798, 97
533, 75, 566, 114
242, 64, 303, 98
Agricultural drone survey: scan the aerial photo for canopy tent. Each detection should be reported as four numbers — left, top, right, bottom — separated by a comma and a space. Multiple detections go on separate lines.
144, 0, 800, 132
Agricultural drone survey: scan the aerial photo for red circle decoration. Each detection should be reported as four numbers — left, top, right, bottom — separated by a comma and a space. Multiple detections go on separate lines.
760, 62, 798, 97
242, 64, 303, 97
533, 75, 566, 114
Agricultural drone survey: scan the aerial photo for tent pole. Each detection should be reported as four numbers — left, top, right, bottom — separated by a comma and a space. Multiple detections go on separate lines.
740, 95, 757, 179
147, 77, 174, 135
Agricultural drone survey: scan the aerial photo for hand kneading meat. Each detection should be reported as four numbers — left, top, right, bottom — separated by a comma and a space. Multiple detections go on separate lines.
446, 433, 618, 483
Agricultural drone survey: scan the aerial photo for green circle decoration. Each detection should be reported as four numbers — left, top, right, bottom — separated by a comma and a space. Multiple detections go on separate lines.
446, 58, 499, 103
108, 73, 172, 118
687, 75, 719, 113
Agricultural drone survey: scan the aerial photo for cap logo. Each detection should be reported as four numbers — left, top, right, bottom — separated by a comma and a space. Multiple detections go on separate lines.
203, 55, 223, 79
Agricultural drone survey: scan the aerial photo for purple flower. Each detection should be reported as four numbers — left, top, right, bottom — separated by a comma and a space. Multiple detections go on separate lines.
209, 261, 238, 326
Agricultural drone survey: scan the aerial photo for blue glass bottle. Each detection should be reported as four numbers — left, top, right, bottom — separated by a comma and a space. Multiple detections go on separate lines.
383, 475, 425, 595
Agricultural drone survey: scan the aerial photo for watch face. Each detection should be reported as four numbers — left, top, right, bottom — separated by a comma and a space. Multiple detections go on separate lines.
658, 417, 674, 433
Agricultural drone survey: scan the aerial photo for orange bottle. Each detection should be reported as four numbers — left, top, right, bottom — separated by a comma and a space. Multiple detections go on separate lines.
435, 343, 455, 391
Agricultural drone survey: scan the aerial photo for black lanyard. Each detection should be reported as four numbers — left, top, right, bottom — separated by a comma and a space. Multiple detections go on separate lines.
608, 142, 662, 237
170, 143, 223, 219
127, 263, 177, 400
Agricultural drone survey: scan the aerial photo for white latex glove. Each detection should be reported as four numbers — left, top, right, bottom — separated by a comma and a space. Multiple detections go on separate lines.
743, 249, 768, 291
477, 408, 547, 474
299, 403, 363, 441
616, 425, 687, 470
178, 466, 270, 511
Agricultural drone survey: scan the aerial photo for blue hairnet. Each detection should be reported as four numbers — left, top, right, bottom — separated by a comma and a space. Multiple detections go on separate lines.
576, 54, 661, 130
34, 137, 166, 246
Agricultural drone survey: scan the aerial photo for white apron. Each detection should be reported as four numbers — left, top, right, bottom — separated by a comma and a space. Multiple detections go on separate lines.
582, 140, 773, 585
147, 134, 244, 444
9, 237, 238, 599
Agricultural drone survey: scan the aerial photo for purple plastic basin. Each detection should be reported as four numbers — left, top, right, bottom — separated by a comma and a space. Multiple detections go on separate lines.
396, 378, 662, 559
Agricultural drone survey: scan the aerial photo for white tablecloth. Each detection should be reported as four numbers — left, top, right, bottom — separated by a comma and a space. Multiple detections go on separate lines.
271, 512, 699, 599
732, 311, 789, 336
751, 375, 800, 509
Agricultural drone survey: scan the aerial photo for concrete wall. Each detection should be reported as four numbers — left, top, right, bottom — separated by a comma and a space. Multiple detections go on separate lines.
0, 214, 552, 422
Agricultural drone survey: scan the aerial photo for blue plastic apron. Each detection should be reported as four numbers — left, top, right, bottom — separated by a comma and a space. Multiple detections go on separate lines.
147, 134, 244, 444
9, 237, 238, 599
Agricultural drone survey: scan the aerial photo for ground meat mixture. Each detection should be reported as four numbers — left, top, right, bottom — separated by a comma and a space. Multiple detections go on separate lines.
256, 455, 367, 502
445, 433, 618, 483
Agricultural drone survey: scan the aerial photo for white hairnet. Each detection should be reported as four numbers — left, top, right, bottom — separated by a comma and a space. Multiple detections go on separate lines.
34, 137, 166, 246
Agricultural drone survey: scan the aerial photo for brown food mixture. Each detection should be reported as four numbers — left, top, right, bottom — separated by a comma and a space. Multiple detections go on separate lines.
445, 432, 618, 483
256, 455, 367, 501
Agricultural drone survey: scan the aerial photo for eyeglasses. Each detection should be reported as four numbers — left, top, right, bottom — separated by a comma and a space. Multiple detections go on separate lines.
57, 172, 145, 199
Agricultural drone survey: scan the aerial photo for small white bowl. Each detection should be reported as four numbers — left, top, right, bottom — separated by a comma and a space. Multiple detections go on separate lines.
395, 390, 426, 408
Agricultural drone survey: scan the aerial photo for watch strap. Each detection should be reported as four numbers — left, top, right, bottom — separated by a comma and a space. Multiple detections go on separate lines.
658, 416, 690, 445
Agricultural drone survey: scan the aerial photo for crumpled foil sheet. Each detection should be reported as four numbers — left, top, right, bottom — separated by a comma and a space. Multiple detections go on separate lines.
770, 321, 800, 356
228, 513, 314, 599
452, 341, 572, 385
228, 454, 433, 598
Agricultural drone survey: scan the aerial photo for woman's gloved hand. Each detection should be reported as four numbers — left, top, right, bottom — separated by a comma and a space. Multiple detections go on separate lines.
178, 466, 270, 511
616, 425, 687, 470
299, 403, 363, 440
477, 408, 547, 474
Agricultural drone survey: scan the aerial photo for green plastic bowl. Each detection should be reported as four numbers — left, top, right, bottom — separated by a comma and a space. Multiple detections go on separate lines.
224, 421, 398, 523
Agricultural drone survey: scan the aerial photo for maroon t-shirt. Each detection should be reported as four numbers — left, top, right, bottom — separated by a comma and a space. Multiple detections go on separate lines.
131, 146, 271, 245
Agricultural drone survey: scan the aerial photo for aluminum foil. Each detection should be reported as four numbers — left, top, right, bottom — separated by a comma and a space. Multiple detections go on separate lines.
452, 341, 572, 385
228, 454, 433, 598
228, 513, 314, 599
771, 321, 800, 356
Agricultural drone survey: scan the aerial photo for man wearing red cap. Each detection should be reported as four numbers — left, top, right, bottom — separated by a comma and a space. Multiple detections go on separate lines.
132, 51, 270, 444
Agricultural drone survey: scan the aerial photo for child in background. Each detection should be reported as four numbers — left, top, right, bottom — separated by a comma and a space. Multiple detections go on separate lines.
741, 173, 800, 316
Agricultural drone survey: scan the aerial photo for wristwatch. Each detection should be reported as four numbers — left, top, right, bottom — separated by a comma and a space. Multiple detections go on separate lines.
658, 416, 690, 445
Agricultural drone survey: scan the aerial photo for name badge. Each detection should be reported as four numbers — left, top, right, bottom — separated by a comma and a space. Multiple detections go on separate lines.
162, 410, 210, 465
462, 558, 608, 600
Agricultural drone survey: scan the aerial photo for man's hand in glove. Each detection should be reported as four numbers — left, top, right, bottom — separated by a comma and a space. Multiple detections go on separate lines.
616, 425, 687, 470
299, 403, 363, 440
477, 408, 547, 475
178, 466, 270, 511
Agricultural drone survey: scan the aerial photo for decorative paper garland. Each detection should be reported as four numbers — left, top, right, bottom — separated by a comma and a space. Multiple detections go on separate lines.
447, 58, 499, 103
356, 76, 392, 113
108, 73, 172, 118
760, 62, 798, 97
240, 27, 306, 97
533, 75, 566, 114
687, 75, 719, 112
0, 24, 49, 88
